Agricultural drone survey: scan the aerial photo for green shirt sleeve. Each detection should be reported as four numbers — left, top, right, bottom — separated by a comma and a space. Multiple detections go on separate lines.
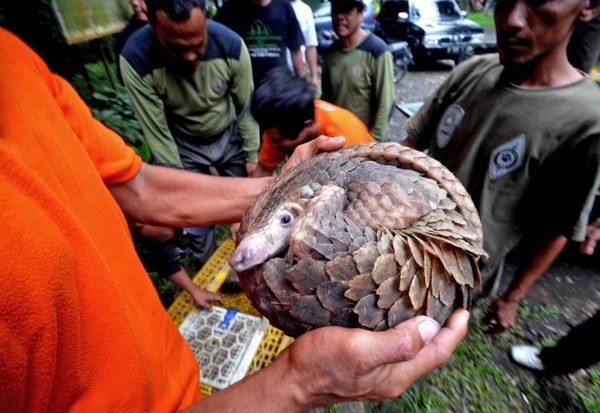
120, 56, 182, 166
405, 56, 484, 150
369, 51, 394, 142
229, 42, 259, 164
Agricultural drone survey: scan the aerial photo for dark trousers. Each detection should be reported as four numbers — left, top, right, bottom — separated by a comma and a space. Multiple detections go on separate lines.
539, 311, 600, 375
174, 121, 247, 267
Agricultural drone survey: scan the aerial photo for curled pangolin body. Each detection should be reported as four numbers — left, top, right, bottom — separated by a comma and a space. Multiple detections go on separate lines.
232, 143, 487, 337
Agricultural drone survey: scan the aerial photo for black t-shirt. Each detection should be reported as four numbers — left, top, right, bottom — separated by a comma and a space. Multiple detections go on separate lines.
216, 0, 304, 85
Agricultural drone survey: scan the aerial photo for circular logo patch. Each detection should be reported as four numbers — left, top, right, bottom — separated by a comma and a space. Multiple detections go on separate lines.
211, 77, 225, 93
493, 148, 518, 169
436, 104, 465, 148
352, 65, 363, 78
488, 134, 526, 180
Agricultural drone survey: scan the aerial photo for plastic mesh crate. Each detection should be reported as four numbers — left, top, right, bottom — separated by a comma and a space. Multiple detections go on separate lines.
167, 239, 295, 396
167, 239, 235, 328
592, 65, 600, 86
179, 306, 268, 390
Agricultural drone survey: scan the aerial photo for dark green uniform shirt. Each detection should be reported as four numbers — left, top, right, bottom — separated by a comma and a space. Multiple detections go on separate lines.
406, 54, 600, 285
120, 22, 259, 165
321, 32, 394, 142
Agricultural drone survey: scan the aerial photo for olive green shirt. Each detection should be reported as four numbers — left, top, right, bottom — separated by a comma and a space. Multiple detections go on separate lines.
120, 22, 259, 165
322, 32, 395, 142
406, 54, 600, 283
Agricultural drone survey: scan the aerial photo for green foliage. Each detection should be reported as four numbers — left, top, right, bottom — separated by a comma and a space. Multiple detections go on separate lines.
72, 62, 152, 162
215, 225, 232, 245
148, 271, 177, 297
466, 11, 495, 28
89, 89, 153, 162
1, 0, 116, 79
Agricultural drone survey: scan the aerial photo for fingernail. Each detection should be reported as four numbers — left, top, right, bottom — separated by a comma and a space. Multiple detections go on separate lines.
418, 319, 440, 344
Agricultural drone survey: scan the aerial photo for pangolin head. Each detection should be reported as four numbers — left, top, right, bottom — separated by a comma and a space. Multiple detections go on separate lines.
230, 201, 304, 272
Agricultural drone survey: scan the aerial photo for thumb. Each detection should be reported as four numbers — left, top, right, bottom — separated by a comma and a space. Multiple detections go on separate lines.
282, 136, 346, 173
359, 316, 441, 366
313, 135, 346, 152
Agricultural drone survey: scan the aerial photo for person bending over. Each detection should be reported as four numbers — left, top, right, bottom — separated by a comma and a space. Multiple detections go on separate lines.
251, 67, 375, 177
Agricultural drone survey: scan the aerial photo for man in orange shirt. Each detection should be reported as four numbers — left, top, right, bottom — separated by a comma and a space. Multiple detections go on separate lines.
251, 67, 375, 177
0, 28, 468, 412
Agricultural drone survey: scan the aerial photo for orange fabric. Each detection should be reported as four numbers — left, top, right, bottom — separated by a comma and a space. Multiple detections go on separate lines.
0, 29, 201, 411
258, 99, 375, 169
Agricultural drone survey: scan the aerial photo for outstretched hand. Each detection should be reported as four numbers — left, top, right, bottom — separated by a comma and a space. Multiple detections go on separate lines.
283, 309, 469, 407
482, 296, 518, 334
282, 135, 346, 173
191, 289, 224, 311
580, 217, 600, 255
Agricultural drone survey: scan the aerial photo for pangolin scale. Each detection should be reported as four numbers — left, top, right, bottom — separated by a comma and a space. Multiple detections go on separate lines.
231, 143, 487, 337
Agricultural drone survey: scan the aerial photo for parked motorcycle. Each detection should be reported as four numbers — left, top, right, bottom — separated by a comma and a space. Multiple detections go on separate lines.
388, 41, 413, 84
316, 32, 413, 84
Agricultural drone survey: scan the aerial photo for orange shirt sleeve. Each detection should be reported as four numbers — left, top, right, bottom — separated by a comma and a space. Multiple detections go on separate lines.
17, 33, 142, 186
48, 74, 142, 185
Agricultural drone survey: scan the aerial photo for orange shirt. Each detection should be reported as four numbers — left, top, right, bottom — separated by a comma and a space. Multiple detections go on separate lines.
258, 99, 375, 170
0, 30, 201, 411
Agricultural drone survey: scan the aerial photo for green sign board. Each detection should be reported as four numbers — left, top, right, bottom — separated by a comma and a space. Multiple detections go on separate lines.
51, 0, 133, 44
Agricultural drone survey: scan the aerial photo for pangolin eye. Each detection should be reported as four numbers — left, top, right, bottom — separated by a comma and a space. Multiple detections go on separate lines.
280, 214, 292, 226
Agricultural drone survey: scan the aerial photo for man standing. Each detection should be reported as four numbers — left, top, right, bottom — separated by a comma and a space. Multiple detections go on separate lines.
404, 0, 600, 334
120, 0, 259, 266
215, 0, 306, 87
321, 0, 394, 142
287, 0, 319, 90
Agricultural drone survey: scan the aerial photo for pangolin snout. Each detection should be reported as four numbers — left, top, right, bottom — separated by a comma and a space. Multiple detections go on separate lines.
229, 246, 253, 272
230, 240, 268, 272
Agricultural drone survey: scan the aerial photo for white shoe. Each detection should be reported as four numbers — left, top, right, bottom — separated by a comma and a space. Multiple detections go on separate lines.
511, 345, 545, 371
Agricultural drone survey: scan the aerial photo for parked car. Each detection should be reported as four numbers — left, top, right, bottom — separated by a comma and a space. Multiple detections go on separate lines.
314, 0, 377, 55
374, 0, 485, 66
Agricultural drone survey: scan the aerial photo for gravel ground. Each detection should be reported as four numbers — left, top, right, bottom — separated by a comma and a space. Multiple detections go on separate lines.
385, 60, 455, 143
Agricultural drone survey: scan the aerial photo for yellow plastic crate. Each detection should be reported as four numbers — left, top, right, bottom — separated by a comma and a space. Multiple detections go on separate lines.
167, 239, 294, 397
591, 65, 600, 86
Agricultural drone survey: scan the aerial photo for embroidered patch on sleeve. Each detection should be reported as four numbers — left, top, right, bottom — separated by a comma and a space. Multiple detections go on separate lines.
436, 104, 465, 148
489, 134, 526, 180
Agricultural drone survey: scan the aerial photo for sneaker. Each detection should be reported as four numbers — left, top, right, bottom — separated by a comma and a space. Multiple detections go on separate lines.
511, 345, 545, 371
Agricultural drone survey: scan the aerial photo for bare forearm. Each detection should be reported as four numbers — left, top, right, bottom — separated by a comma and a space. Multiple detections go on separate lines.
306, 46, 318, 83
167, 268, 195, 292
291, 49, 305, 78
183, 351, 305, 412
251, 163, 276, 177
109, 163, 273, 228
504, 234, 568, 302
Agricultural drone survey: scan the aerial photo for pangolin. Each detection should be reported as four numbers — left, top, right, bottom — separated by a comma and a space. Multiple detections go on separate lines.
230, 143, 487, 337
